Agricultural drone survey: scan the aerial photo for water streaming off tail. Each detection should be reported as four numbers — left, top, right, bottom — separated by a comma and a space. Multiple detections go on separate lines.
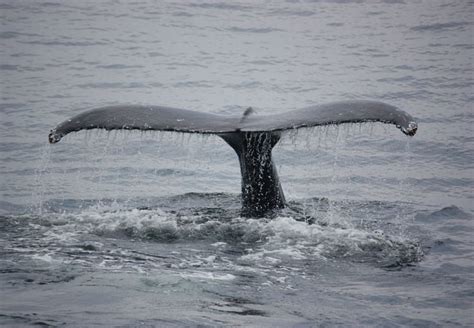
32, 144, 52, 215
34, 130, 239, 211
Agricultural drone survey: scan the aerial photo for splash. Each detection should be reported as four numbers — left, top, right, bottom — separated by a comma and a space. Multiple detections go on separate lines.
10, 202, 423, 271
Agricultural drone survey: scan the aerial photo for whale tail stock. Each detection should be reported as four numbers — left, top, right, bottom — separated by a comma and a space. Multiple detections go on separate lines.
219, 131, 285, 217
48, 101, 417, 217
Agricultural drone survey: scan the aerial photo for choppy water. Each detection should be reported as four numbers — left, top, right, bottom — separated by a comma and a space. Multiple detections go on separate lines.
1, 0, 473, 327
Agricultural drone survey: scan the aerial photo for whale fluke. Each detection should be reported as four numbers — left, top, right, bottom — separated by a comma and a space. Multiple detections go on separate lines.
49, 100, 417, 216
48, 105, 241, 143
239, 101, 418, 136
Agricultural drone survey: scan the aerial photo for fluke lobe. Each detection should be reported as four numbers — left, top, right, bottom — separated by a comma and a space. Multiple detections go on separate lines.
49, 100, 418, 217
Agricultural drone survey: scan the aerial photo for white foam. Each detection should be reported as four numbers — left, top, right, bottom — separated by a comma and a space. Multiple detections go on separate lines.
180, 271, 236, 281
32, 253, 56, 263
211, 242, 227, 247
31, 207, 421, 271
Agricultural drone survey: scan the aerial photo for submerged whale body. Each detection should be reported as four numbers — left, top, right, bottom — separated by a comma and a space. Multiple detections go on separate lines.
49, 100, 417, 217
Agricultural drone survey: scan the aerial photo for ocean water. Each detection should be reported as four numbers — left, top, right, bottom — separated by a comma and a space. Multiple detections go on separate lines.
0, 0, 473, 327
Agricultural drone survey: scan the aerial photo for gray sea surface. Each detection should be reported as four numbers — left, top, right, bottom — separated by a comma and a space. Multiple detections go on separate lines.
1, 0, 473, 327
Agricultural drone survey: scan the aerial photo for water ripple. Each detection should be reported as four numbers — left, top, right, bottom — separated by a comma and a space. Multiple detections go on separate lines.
188, 3, 252, 11
411, 21, 471, 32
95, 64, 144, 70
19, 40, 108, 47
225, 27, 283, 34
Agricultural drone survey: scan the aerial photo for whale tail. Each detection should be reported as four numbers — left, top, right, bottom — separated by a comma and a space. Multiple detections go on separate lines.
219, 130, 285, 217
48, 101, 417, 217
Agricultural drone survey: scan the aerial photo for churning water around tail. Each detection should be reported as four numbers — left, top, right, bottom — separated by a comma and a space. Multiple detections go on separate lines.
1, 192, 427, 326
1, 0, 473, 327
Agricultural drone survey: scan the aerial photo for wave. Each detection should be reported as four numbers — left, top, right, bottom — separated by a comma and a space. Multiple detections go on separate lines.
0, 197, 425, 272
411, 21, 471, 32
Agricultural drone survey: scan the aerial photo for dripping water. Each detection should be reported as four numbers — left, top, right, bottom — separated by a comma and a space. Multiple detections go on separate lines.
33, 144, 52, 215
392, 137, 415, 237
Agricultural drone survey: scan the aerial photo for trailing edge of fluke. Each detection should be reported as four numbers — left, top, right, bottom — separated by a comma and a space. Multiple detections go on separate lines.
49, 100, 417, 217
